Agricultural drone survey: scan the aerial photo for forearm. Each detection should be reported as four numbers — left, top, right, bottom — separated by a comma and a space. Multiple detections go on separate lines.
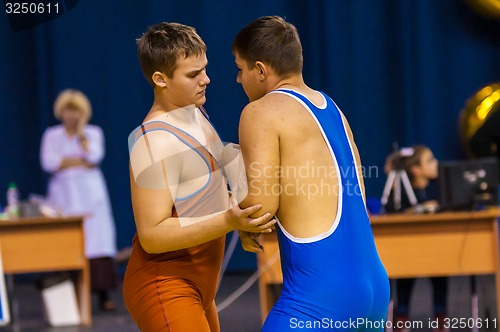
137, 210, 234, 254
78, 134, 89, 153
81, 127, 105, 164
58, 157, 89, 170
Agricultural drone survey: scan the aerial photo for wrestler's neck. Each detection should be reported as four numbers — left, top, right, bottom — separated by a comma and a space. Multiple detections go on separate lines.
269, 73, 310, 94
146, 90, 198, 124
268, 73, 320, 102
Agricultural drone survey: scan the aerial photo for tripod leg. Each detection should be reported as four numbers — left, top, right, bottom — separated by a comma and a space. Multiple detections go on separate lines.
394, 172, 402, 211
381, 171, 397, 206
400, 171, 418, 206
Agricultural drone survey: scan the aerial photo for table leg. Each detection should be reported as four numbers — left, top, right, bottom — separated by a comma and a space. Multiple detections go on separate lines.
75, 259, 91, 326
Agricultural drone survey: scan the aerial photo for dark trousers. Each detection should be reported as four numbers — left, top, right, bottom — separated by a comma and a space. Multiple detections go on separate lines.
395, 277, 447, 316
90, 257, 118, 304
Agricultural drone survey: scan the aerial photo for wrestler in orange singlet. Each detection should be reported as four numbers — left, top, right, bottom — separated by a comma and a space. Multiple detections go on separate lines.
122, 22, 275, 332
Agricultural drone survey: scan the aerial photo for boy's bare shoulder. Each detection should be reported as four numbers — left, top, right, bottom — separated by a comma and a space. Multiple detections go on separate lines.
240, 92, 297, 124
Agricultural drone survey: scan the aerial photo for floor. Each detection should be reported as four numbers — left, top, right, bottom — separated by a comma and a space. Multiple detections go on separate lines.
0, 273, 497, 331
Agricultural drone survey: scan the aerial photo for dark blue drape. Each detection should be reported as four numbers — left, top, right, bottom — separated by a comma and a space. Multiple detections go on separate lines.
1, 0, 499, 271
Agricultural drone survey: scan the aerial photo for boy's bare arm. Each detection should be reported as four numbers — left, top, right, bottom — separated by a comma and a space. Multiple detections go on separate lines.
131, 163, 274, 254
239, 100, 280, 218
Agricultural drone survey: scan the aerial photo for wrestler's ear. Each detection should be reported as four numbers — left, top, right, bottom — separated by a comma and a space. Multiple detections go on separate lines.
152, 71, 168, 88
255, 61, 267, 81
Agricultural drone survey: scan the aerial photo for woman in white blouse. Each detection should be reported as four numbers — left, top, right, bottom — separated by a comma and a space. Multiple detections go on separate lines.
40, 89, 117, 311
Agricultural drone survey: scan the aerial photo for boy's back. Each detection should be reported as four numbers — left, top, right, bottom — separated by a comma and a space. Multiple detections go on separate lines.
241, 87, 345, 237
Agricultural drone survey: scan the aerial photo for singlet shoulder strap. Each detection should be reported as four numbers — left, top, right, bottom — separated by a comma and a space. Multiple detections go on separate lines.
199, 105, 209, 120
269, 89, 329, 110
135, 121, 218, 172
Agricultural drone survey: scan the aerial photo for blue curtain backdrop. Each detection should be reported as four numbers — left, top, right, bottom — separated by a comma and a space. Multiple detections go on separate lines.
1, 0, 499, 271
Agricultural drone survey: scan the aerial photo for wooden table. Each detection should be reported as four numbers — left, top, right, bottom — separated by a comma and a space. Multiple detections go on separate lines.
256, 208, 500, 322
0, 216, 91, 326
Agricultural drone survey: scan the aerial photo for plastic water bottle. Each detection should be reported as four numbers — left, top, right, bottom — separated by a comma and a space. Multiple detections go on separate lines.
6, 182, 20, 219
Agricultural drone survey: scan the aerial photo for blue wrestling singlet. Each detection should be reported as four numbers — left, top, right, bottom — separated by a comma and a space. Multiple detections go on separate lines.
262, 89, 390, 331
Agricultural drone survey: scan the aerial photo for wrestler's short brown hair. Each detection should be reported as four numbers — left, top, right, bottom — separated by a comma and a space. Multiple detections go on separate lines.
232, 16, 303, 78
137, 22, 207, 86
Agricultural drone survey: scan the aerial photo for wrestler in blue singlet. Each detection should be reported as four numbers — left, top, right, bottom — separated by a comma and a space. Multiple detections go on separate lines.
262, 89, 390, 331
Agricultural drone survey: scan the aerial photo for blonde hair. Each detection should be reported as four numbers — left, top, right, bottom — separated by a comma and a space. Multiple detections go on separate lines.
53, 89, 92, 122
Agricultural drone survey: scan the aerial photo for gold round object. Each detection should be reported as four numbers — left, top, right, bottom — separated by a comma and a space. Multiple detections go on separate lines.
459, 83, 500, 157
466, 0, 500, 18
